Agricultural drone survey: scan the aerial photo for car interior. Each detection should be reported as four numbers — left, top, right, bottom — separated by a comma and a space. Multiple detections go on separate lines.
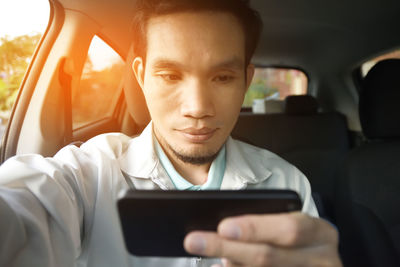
1, 0, 400, 266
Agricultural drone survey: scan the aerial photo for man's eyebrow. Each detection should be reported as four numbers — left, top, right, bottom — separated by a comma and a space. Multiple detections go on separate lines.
151, 59, 185, 69
211, 57, 245, 71
150, 57, 245, 70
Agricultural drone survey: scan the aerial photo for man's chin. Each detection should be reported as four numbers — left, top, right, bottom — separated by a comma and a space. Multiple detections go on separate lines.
154, 128, 222, 165
168, 143, 219, 165
171, 150, 218, 165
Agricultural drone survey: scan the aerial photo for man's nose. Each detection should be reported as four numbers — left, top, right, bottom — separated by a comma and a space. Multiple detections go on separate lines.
180, 79, 215, 119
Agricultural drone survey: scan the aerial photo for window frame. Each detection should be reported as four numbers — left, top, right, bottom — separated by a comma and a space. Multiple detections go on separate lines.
0, 0, 56, 163
71, 35, 125, 132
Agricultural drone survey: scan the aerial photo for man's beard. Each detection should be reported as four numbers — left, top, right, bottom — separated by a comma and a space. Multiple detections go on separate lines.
157, 134, 219, 165
167, 141, 219, 165
154, 125, 223, 165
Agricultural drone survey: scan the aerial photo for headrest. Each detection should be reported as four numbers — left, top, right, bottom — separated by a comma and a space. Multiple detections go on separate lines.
360, 59, 400, 139
264, 99, 284, 114
284, 95, 318, 115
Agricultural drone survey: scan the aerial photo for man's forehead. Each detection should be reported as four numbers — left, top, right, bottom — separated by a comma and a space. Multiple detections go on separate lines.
146, 10, 241, 29
144, 12, 246, 68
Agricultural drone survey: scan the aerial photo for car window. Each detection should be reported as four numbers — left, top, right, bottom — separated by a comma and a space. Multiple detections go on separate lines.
361, 49, 400, 77
72, 36, 125, 130
243, 67, 308, 113
0, 0, 50, 139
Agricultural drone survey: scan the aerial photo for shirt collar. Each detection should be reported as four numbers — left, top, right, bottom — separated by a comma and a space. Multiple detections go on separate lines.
118, 122, 272, 189
220, 136, 272, 189
118, 122, 174, 189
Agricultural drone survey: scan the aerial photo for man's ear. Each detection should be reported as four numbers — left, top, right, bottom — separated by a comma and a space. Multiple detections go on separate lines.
132, 57, 145, 90
245, 64, 255, 93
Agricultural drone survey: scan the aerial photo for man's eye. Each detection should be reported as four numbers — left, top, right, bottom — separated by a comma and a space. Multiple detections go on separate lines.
213, 75, 234, 83
159, 74, 181, 82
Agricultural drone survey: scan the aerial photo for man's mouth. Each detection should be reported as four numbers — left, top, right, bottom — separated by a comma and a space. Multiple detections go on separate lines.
178, 127, 217, 142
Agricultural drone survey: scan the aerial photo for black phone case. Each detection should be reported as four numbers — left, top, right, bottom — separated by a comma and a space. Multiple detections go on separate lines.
117, 189, 301, 257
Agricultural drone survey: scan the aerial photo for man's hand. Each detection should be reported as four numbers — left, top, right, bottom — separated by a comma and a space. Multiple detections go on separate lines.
183, 212, 342, 267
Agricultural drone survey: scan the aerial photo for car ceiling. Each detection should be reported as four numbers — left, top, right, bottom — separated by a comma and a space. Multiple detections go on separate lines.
56, 0, 400, 75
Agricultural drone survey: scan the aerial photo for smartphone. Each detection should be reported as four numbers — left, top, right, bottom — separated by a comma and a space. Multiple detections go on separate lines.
117, 189, 302, 257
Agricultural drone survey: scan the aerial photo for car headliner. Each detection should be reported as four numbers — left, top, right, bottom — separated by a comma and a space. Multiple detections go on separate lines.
57, 0, 400, 74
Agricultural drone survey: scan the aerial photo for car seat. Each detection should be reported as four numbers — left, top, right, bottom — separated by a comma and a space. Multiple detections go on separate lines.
335, 59, 400, 267
232, 95, 350, 221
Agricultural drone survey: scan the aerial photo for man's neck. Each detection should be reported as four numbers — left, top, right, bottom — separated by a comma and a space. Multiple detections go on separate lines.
165, 153, 211, 185
153, 134, 211, 185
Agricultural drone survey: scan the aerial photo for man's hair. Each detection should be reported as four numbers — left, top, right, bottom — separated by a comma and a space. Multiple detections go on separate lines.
129, 0, 263, 66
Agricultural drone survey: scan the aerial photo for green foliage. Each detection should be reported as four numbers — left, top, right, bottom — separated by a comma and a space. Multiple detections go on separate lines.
243, 78, 278, 107
0, 34, 41, 111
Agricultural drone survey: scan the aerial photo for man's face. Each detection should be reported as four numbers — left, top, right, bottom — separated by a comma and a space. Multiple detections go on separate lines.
133, 12, 253, 164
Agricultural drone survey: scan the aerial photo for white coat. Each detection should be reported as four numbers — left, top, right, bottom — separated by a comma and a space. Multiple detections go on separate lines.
0, 123, 317, 267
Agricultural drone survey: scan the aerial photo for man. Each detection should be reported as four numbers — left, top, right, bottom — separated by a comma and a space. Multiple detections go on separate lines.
0, 0, 342, 266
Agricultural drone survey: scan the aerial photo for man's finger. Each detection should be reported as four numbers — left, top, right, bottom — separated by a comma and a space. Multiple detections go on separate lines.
209, 259, 243, 267
217, 212, 338, 247
210, 259, 243, 267
221, 258, 243, 267
184, 230, 338, 266
184, 231, 279, 265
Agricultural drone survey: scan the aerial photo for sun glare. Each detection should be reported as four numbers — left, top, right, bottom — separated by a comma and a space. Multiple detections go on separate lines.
0, 0, 50, 38
88, 36, 123, 71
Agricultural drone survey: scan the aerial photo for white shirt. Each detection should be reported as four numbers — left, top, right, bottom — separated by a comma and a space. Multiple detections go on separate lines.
0, 122, 318, 267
